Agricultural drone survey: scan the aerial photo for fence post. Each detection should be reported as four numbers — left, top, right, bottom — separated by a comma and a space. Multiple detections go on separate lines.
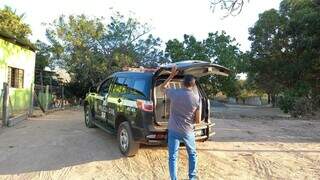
28, 83, 34, 116
2, 82, 9, 127
45, 85, 49, 111
40, 70, 44, 92
61, 86, 65, 108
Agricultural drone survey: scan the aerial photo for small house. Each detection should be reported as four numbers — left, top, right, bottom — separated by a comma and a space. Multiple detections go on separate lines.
0, 32, 36, 116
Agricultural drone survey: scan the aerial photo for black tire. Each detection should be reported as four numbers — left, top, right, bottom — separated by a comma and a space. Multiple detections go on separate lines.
117, 121, 140, 157
84, 106, 96, 128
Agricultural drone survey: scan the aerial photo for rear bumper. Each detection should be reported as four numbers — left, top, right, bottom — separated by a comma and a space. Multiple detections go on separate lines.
139, 122, 215, 145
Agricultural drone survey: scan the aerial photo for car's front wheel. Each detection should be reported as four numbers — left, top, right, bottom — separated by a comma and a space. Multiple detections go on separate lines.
84, 106, 96, 128
117, 121, 139, 157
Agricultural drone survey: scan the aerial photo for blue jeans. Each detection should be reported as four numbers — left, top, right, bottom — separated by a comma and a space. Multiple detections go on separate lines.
168, 130, 197, 180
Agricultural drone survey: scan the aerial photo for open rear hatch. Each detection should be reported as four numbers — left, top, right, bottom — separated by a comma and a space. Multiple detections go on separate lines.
153, 60, 230, 125
154, 60, 230, 78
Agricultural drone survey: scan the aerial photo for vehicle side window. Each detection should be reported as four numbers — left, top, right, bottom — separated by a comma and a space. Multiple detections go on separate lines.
109, 77, 127, 97
133, 79, 146, 96
98, 78, 112, 96
124, 78, 134, 88
125, 79, 146, 100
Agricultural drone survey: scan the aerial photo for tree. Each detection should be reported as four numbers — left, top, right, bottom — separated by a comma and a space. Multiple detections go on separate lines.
248, 0, 320, 113
0, 6, 31, 40
165, 32, 244, 98
35, 40, 51, 70
45, 14, 107, 97
248, 9, 288, 105
102, 13, 166, 67
45, 13, 165, 97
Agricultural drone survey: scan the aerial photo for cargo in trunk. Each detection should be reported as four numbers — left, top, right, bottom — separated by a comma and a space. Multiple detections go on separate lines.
153, 78, 204, 125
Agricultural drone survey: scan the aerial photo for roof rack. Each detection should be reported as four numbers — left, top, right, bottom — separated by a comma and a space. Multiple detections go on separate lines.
122, 66, 159, 72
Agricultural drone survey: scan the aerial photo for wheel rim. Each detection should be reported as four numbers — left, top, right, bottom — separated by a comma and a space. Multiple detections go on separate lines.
120, 128, 129, 151
85, 109, 89, 125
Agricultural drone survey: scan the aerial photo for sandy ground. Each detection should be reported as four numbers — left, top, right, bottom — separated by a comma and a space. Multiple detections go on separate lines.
0, 106, 319, 180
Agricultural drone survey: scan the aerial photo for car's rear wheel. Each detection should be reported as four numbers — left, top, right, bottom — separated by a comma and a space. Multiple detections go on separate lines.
117, 122, 139, 157
84, 106, 96, 128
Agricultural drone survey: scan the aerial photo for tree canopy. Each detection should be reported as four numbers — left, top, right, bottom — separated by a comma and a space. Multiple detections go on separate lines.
165, 32, 245, 97
0, 6, 31, 40
44, 13, 166, 97
247, 0, 320, 113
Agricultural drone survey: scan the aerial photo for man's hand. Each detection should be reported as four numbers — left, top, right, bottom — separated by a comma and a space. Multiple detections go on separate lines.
170, 65, 178, 76
160, 65, 179, 91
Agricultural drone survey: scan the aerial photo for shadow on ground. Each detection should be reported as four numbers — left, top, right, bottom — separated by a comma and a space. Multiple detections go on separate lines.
0, 110, 122, 175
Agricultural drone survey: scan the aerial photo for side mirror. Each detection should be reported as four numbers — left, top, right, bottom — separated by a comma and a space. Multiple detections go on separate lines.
89, 86, 97, 93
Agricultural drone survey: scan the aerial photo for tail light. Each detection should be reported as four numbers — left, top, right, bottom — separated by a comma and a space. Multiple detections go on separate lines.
136, 99, 153, 112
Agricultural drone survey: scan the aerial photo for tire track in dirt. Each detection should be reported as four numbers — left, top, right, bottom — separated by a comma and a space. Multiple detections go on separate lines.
113, 160, 130, 180
242, 153, 282, 180
140, 149, 164, 180
251, 156, 273, 179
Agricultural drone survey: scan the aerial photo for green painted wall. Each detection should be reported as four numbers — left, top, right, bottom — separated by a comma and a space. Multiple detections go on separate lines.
0, 38, 35, 114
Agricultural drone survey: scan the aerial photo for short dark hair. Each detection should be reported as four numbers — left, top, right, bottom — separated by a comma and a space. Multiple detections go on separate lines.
183, 75, 196, 88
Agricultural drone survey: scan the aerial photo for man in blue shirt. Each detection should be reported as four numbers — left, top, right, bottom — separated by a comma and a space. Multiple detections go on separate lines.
160, 65, 201, 180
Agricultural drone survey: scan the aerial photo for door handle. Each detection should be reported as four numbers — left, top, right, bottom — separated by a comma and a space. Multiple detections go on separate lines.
117, 99, 122, 103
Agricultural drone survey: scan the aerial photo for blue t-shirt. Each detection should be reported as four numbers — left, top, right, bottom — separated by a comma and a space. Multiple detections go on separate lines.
166, 88, 200, 134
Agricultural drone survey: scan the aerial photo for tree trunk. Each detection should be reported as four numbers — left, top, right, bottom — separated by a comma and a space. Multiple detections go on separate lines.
268, 93, 271, 104
271, 94, 276, 107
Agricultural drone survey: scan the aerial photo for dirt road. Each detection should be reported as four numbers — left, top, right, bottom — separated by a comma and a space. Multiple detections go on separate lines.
0, 108, 319, 180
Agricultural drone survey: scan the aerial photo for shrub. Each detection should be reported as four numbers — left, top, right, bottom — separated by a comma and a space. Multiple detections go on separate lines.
278, 91, 295, 114
278, 92, 315, 117
291, 97, 314, 118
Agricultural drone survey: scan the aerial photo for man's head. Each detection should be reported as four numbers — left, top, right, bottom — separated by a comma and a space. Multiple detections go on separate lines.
183, 75, 196, 88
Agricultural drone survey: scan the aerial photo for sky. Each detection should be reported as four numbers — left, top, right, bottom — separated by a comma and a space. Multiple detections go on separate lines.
0, 0, 281, 51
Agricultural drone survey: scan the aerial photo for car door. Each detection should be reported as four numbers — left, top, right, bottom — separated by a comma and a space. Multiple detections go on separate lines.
105, 77, 126, 128
95, 78, 113, 123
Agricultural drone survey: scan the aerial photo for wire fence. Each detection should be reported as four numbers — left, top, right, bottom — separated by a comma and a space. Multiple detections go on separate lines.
34, 84, 71, 112
1, 82, 80, 127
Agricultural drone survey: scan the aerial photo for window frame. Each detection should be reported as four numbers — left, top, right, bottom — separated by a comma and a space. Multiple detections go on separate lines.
8, 66, 24, 88
97, 78, 113, 96
109, 77, 127, 97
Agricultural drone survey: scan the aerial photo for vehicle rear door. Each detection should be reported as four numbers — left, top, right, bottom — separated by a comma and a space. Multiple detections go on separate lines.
121, 78, 148, 125
154, 60, 230, 78
153, 60, 229, 125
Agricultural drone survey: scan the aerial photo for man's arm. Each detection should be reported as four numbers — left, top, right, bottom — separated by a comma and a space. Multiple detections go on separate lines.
159, 65, 178, 92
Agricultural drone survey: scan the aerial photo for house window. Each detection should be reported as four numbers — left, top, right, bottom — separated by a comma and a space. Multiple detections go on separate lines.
8, 67, 24, 88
